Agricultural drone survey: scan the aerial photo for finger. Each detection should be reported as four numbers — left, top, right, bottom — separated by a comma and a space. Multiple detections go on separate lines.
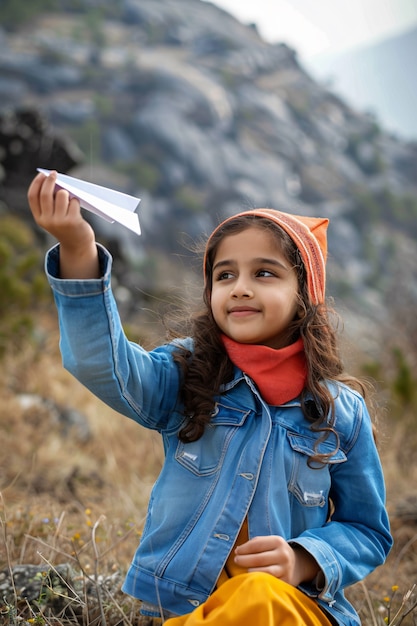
66, 195, 82, 219
54, 188, 71, 216
247, 564, 288, 581
38, 170, 58, 218
234, 537, 291, 571
27, 172, 48, 217
235, 536, 282, 555
53, 192, 83, 226
235, 551, 274, 568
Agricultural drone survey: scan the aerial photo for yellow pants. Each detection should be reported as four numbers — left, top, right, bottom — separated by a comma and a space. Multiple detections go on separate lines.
164, 572, 333, 625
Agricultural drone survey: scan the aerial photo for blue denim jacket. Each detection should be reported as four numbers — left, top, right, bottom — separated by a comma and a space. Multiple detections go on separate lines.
46, 244, 392, 626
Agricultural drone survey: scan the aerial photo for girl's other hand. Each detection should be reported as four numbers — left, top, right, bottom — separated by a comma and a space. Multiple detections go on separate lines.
28, 171, 100, 279
234, 535, 320, 587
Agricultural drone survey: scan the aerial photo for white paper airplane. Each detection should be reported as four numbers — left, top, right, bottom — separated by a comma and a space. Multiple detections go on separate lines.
37, 168, 141, 235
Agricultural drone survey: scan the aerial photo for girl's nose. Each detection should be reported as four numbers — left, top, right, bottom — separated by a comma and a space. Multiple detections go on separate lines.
230, 278, 253, 298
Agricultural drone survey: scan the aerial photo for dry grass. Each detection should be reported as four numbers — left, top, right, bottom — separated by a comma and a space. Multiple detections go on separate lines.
1, 314, 416, 625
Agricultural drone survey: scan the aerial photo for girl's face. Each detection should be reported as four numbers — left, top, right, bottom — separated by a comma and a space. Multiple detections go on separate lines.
210, 226, 300, 349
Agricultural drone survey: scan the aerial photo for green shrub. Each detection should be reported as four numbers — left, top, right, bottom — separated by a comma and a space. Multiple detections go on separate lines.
391, 347, 415, 407
0, 216, 50, 356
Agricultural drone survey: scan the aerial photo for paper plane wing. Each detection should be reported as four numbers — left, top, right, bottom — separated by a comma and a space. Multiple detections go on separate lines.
37, 168, 141, 235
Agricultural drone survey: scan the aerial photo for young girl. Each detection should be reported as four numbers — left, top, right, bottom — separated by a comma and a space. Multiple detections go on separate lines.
28, 171, 392, 626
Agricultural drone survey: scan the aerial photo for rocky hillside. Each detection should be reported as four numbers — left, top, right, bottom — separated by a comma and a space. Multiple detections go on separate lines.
1, 0, 416, 346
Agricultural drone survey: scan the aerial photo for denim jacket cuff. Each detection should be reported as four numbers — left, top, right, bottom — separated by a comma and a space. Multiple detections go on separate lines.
289, 538, 340, 604
45, 243, 113, 296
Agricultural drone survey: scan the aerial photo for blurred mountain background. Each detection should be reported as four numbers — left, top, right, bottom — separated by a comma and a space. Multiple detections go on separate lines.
0, 0, 416, 355
307, 24, 417, 140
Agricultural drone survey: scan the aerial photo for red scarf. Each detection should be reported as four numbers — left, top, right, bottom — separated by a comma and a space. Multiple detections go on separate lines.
221, 335, 307, 405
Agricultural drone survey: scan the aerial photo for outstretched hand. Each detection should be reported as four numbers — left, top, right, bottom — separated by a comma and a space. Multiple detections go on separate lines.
234, 535, 320, 587
28, 171, 100, 279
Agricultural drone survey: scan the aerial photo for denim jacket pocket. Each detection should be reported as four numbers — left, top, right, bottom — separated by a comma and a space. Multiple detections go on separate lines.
175, 403, 251, 476
287, 433, 346, 508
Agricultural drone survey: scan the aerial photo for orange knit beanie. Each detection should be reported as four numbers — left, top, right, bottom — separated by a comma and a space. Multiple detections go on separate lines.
204, 208, 329, 304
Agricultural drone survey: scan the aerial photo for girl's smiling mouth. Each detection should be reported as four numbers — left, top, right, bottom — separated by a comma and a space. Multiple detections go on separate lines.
228, 306, 260, 316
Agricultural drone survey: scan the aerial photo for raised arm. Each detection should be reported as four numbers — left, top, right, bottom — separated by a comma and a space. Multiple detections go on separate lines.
27, 171, 100, 279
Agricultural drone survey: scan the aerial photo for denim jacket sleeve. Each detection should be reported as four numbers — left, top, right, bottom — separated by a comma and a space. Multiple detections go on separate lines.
45, 243, 185, 434
291, 387, 392, 605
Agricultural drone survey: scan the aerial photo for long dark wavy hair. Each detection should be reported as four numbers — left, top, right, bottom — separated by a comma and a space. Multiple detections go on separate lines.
172, 215, 373, 463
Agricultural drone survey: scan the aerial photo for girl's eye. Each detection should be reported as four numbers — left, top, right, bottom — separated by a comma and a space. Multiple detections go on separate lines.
257, 269, 275, 278
216, 271, 234, 281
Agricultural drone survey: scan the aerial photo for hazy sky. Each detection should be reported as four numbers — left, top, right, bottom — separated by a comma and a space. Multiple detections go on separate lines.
204, 0, 417, 59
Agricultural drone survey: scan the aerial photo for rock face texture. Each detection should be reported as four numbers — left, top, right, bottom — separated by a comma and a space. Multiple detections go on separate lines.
1, 0, 417, 333
0, 108, 82, 219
